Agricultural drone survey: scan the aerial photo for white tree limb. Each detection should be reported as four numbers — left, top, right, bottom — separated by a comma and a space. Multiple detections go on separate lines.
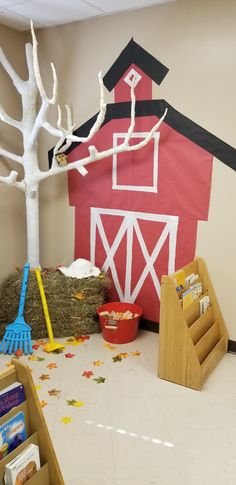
38, 107, 167, 182
0, 46, 22, 92
29, 99, 49, 147
0, 104, 22, 131
66, 71, 106, 144
0, 170, 25, 191
31, 20, 57, 105
0, 146, 23, 164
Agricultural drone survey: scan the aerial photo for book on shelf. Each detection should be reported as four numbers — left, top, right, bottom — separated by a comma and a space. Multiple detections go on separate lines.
4, 443, 40, 485
171, 269, 186, 292
0, 411, 27, 461
0, 383, 25, 419
182, 287, 195, 309
199, 295, 210, 315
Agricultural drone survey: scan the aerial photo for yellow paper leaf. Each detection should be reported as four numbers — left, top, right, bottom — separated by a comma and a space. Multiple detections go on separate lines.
104, 343, 116, 351
93, 360, 104, 367
73, 400, 84, 408
35, 385, 42, 391
61, 417, 72, 424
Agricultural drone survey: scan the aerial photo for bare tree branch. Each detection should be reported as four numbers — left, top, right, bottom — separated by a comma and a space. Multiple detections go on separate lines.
0, 46, 23, 92
66, 71, 106, 144
0, 146, 23, 165
38, 106, 167, 182
0, 170, 25, 190
0, 104, 22, 131
31, 21, 57, 105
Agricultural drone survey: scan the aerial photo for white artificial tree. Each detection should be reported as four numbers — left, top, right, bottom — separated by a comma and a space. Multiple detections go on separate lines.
0, 23, 167, 269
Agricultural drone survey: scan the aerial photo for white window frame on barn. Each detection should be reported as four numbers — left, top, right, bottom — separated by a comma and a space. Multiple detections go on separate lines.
112, 131, 160, 193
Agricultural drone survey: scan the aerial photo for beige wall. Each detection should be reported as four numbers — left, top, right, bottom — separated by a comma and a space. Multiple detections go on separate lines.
0, 25, 27, 280
1, 0, 236, 337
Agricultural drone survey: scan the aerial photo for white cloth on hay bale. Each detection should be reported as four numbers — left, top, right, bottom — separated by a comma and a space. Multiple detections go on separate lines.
58, 259, 101, 279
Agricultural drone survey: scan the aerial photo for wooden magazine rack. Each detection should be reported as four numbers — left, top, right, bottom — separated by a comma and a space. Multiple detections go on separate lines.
158, 257, 228, 390
0, 359, 65, 484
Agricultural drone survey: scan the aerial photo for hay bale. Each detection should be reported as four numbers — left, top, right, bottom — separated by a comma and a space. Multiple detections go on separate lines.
0, 268, 110, 340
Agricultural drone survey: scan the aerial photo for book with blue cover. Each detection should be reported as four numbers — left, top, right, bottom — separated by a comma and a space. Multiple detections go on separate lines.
0, 411, 27, 460
0, 382, 25, 419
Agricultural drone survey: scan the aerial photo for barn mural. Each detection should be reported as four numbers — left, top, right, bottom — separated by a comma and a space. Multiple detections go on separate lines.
53, 39, 235, 324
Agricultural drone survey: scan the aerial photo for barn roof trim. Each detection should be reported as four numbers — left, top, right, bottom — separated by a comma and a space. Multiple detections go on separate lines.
103, 38, 169, 91
57, 99, 236, 172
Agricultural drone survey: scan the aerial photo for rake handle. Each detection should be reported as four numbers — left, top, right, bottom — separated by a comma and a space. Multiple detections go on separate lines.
35, 268, 54, 344
18, 263, 30, 318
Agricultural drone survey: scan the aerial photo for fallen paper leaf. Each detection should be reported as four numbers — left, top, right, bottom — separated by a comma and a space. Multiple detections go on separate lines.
39, 374, 50, 381
61, 417, 72, 424
48, 389, 61, 397
40, 400, 47, 408
14, 349, 23, 358
28, 355, 38, 361
131, 351, 141, 356
74, 292, 85, 300
104, 343, 116, 351
65, 353, 76, 359
75, 335, 90, 342
112, 355, 122, 362
93, 360, 104, 366
82, 371, 94, 379
93, 377, 106, 384
47, 363, 58, 369
36, 340, 46, 347
35, 385, 42, 391
32, 344, 40, 350
52, 347, 64, 354
67, 399, 84, 408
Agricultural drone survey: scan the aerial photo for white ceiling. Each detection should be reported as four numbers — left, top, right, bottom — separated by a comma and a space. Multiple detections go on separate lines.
0, 0, 176, 31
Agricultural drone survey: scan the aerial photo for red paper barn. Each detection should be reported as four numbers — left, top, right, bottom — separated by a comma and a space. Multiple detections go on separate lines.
55, 39, 235, 324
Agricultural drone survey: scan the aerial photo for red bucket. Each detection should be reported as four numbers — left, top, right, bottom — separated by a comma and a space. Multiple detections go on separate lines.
97, 302, 143, 344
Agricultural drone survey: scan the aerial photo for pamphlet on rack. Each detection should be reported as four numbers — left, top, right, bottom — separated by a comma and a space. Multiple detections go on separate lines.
4, 443, 40, 485
0, 411, 26, 461
200, 295, 210, 315
182, 288, 195, 309
0, 382, 25, 419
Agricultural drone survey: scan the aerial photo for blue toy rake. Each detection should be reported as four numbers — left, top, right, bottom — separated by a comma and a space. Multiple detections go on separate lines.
0, 263, 32, 355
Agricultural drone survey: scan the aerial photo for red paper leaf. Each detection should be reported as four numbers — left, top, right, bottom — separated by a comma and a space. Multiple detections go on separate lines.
65, 353, 75, 359
82, 371, 94, 379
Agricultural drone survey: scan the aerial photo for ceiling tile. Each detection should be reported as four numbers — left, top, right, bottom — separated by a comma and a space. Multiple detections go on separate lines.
89, 0, 175, 13
7, 0, 103, 27
0, 0, 31, 6
0, 7, 43, 30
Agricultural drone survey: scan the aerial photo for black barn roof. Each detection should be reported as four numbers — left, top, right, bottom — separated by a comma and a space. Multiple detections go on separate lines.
103, 38, 169, 91
49, 40, 236, 171
51, 100, 235, 172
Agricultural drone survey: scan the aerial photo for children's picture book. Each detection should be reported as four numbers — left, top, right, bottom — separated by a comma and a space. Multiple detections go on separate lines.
182, 287, 195, 309
0, 411, 26, 461
0, 382, 25, 419
4, 443, 40, 485
171, 269, 186, 292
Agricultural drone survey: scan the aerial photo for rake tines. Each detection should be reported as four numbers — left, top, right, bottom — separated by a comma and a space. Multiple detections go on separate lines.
0, 324, 32, 355
0, 263, 32, 356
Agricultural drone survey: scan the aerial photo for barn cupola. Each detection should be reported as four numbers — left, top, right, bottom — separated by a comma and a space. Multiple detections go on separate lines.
103, 38, 169, 103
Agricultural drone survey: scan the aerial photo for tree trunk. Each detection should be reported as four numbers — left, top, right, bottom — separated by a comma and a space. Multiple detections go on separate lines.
25, 182, 40, 268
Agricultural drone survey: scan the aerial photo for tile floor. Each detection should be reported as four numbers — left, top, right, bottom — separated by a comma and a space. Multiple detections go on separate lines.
0, 330, 236, 485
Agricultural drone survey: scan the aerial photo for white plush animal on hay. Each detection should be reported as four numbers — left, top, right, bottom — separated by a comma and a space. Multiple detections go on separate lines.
58, 259, 100, 278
